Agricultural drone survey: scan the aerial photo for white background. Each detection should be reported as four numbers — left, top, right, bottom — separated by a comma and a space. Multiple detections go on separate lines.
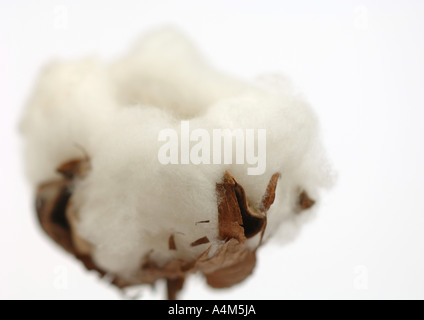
1, 0, 424, 300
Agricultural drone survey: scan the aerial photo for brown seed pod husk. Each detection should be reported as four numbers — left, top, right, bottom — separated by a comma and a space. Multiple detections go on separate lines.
35, 159, 286, 299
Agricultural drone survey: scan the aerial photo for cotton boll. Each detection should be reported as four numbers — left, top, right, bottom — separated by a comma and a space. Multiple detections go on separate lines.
21, 27, 332, 298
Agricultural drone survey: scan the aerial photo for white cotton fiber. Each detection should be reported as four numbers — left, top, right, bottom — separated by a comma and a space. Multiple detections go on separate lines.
20, 58, 118, 185
21, 27, 332, 285
72, 107, 226, 275
111, 27, 253, 118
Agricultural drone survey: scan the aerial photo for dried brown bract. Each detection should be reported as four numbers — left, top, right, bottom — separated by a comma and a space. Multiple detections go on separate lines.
35, 161, 307, 299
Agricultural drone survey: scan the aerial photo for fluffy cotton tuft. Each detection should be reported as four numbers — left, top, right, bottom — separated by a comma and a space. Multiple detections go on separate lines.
21, 27, 332, 293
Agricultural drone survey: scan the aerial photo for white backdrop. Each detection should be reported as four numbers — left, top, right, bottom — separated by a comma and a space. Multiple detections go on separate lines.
1, 0, 424, 300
